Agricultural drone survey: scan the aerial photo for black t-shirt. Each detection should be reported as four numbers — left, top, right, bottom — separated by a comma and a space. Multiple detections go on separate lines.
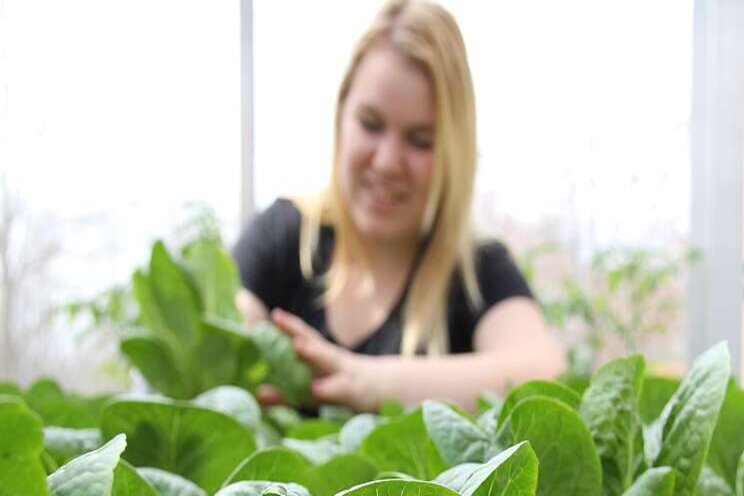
233, 199, 533, 355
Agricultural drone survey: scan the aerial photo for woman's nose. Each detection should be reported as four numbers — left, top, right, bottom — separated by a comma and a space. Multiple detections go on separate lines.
371, 134, 405, 174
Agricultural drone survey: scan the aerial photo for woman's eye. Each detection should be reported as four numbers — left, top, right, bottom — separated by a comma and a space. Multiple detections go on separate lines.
360, 117, 382, 133
408, 133, 433, 150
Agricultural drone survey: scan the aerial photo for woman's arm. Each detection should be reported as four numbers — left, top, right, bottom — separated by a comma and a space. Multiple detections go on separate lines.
272, 299, 566, 412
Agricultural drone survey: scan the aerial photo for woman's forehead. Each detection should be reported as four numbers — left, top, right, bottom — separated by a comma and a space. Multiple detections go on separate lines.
346, 46, 435, 126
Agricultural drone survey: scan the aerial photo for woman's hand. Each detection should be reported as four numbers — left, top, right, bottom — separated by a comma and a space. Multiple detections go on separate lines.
267, 308, 381, 412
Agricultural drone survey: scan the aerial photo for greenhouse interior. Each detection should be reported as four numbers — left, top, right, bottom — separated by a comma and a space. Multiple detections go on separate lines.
1, 0, 743, 495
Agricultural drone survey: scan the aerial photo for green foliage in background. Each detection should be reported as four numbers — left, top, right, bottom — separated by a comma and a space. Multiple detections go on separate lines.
519, 244, 698, 384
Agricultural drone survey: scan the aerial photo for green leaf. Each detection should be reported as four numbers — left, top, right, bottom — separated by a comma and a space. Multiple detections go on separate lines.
138, 467, 207, 496
379, 399, 406, 417
498, 379, 581, 427
120, 336, 189, 399
580, 354, 645, 495
47, 434, 126, 495
336, 479, 458, 496
111, 460, 158, 496
282, 438, 345, 465
339, 414, 383, 452
375, 472, 416, 480
25, 379, 108, 428
250, 322, 311, 406
360, 408, 446, 480
433, 463, 481, 490
147, 240, 202, 349
198, 317, 267, 391
182, 240, 242, 321
300, 454, 378, 496
215, 481, 311, 496
506, 396, 602, 496
476, 406, 500, 437
623, 467, 675, 495
476, 392, 503, 414
650, 343, 730, 496
287, 419, 342, 440
192, 386, 261, 431
708, 382, 744, 488
264, 405, 303, 436
225, 447, 311, 484
224, 447, 376, 496
43, 427, 102, 467
434, 441, 538, 496
696, 466, 734, 496
101, 397, 256, 494
0, 382, 22, 396
638, 376, 679, 425
0, 395, 49, 496
423, 400, 490, 465
318, 404, 355, 423
737, 450, 744, 496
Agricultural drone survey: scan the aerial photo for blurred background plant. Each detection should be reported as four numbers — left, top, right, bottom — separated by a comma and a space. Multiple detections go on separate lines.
519, 242, 699, 388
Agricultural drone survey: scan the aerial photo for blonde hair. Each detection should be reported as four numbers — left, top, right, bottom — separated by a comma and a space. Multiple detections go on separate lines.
297, 0, 481, 356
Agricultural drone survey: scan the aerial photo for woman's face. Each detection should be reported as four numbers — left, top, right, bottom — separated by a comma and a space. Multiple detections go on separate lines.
338, 44, 436, 245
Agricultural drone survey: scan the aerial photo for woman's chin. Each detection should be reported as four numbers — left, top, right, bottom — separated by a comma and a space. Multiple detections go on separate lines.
352, 214, 418, 245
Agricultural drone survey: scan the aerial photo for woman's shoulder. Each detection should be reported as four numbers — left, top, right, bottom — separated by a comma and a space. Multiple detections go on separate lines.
258, 197, 302, 226
473, 238, 514, 265
471, 237, 532, 299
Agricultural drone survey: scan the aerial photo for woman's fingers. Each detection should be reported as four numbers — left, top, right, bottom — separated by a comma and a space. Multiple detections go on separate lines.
294, 335, 343, 376
271, 308, 317, 340
272, 308, 344, 376
256, 384, 285, 406
312, 375, 350, 405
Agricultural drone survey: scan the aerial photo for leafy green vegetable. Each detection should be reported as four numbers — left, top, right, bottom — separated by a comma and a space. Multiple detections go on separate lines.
696, 466, 734, 496
648, 342, 730, 496
737, 450, 744, 496
708, 382, 744, 488
623, 467, 675, 495
504, 396, 602, 495
287, 419, 342, 440
226, 447, 310, 484
498, 379, 581, 427
25, 379, 108, 429
47, 434, 126, 495
250, 322, 312, 406
111, 461, 159, 496
101, 397, 256, 494
300, 454, 378, 496
638, 376, 679, 425
360, 408, 446, 480
580, 354, 645, 495
282, 438, 345, 465
216, 481, 311, 496
225, 447, 377, 496
434, 441, 538, 496
336, 479, 458, 496
126, 242, 266, 399
138, 467, 208, 496
182, 239, 243, 322
423, 400, 490, 465
192, 385, 261, 431
43, 427, 102, 467
339, 414, 383, 452
0, 395, 49, 496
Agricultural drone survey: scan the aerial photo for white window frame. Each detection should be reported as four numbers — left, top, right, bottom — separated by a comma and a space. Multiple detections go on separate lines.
240, 0, 255, 225
689, 0, 743, 378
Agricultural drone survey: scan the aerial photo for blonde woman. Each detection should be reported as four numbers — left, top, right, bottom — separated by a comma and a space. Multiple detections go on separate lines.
233, 0, 564, 412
